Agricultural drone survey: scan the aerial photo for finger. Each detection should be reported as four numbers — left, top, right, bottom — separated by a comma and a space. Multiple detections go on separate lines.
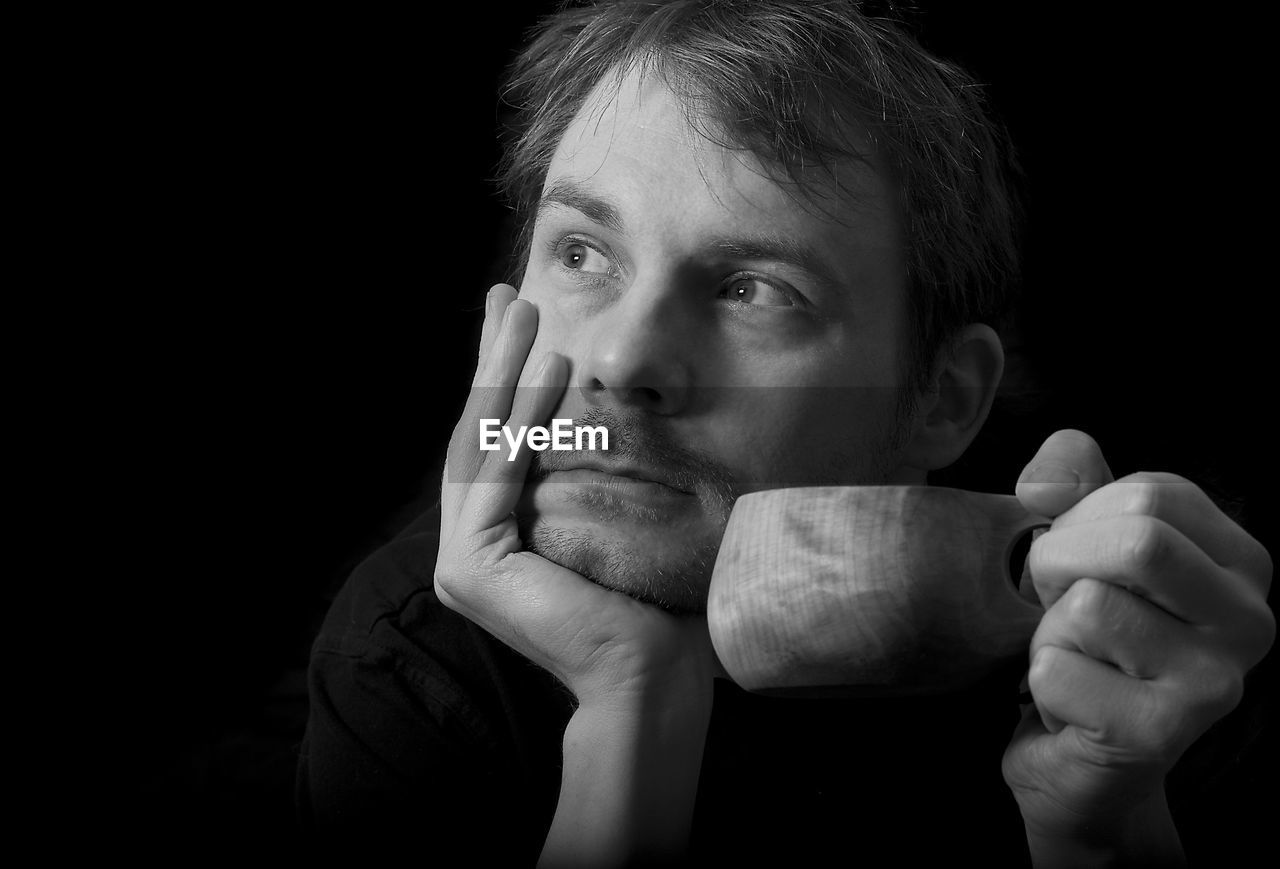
1030, 578, 1188, 681
466, 352, 569, 528
1027, 515, 1263, 635
446, 286, 516, 473
442, 298, 538, 529
1046, 472, 1273, 591
1027, 643, 1157, 741
446, 299, 540, 484
474, 298, 539, 390
1015, 429, 1114, 518
474, 283, 520, 376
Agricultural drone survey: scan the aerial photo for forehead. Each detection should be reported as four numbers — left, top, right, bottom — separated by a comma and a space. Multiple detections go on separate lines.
545, 68, 902, 263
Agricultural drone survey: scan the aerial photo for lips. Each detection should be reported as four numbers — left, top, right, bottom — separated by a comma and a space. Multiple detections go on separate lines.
555, 457, 692, 494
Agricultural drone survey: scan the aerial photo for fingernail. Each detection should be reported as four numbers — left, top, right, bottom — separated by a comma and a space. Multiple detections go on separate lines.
1027, 462, 1079, 487
485, 289, 496, 318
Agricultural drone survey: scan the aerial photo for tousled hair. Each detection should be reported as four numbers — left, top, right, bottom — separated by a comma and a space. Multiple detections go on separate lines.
497, 0, 1023, 392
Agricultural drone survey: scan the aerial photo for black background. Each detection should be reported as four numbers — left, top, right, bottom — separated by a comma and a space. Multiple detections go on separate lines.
103, 2, 1274, 859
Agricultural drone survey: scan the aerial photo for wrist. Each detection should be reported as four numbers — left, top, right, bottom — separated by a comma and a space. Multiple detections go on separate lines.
545, 667, 713, 866
574, 630, 719, 713
1023, 788, 1185, 869
574, 660, 715, 735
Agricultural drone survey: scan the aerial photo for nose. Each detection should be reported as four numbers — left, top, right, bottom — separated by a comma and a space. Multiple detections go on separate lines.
574, 282, 694, 415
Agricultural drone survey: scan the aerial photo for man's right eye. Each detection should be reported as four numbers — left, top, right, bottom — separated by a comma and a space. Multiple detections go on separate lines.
556, 238, 614, 275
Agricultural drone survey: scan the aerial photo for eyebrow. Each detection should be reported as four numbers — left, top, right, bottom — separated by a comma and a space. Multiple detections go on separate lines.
538, 178, 626, 235
707, 235, 842, 293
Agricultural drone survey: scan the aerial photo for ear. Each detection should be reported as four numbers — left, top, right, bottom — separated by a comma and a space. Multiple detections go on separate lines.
898, 323, 1004, 472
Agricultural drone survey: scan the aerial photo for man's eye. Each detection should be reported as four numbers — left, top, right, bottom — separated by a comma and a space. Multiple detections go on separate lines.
719, 277, 793, 307
557, 240, 613, 275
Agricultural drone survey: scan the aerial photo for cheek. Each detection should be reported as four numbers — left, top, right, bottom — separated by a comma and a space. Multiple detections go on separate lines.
707, 386, 907, 489
517, 274, 576, 360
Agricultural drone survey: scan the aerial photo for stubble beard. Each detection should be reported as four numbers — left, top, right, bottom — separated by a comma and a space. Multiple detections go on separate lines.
518, 508, 725, 615
517, 405, 738, 615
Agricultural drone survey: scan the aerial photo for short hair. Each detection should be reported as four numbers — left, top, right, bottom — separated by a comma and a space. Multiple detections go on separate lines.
497, 0, 1023, 392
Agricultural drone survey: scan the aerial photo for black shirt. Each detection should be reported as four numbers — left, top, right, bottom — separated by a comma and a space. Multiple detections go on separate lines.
298, 503, 1033, 865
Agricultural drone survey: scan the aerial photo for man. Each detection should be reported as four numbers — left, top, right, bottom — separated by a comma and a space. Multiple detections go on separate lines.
298, 2, 1273, 864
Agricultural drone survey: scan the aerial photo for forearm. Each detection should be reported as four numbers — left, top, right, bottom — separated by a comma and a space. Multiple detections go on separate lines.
539, 672, 714, 868
1024, 788, 1186, 869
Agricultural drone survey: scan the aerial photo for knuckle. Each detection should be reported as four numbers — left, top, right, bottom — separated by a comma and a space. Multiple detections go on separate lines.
1061, 577, 1111, 624
1117, 471, 1199, 519
1117, 515, 1169, 575
1119, 475, 1163, 517
1026, 643, 1063, 693
1122, 470, 1188, 488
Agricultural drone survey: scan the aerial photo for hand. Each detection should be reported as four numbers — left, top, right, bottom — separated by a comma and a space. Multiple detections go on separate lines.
1002, 430, 1275, 863
433, 284, 719, 707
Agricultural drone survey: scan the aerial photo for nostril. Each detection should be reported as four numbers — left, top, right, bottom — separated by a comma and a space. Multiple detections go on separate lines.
632, 386, 663, 405
586, 380, 664, 406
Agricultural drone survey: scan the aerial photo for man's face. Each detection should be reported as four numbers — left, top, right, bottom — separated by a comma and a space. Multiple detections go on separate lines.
514, 70, 921, 613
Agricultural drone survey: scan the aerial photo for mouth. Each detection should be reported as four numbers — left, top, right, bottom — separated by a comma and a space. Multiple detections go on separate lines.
535, 457, 698, 511
549, 457, 694, 495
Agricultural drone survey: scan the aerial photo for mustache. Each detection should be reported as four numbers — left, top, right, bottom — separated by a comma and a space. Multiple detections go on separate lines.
527, 406, 740, 510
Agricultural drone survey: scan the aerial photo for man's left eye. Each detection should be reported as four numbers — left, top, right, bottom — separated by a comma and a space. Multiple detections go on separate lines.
557, 240, 614, 275
719, 277, 793, 307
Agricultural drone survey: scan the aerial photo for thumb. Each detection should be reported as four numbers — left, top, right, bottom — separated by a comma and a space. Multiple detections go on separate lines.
1015, 429, 1114, 518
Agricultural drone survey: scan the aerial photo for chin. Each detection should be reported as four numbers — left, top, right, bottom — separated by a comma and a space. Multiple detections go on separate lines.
518, 513, 717, 615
